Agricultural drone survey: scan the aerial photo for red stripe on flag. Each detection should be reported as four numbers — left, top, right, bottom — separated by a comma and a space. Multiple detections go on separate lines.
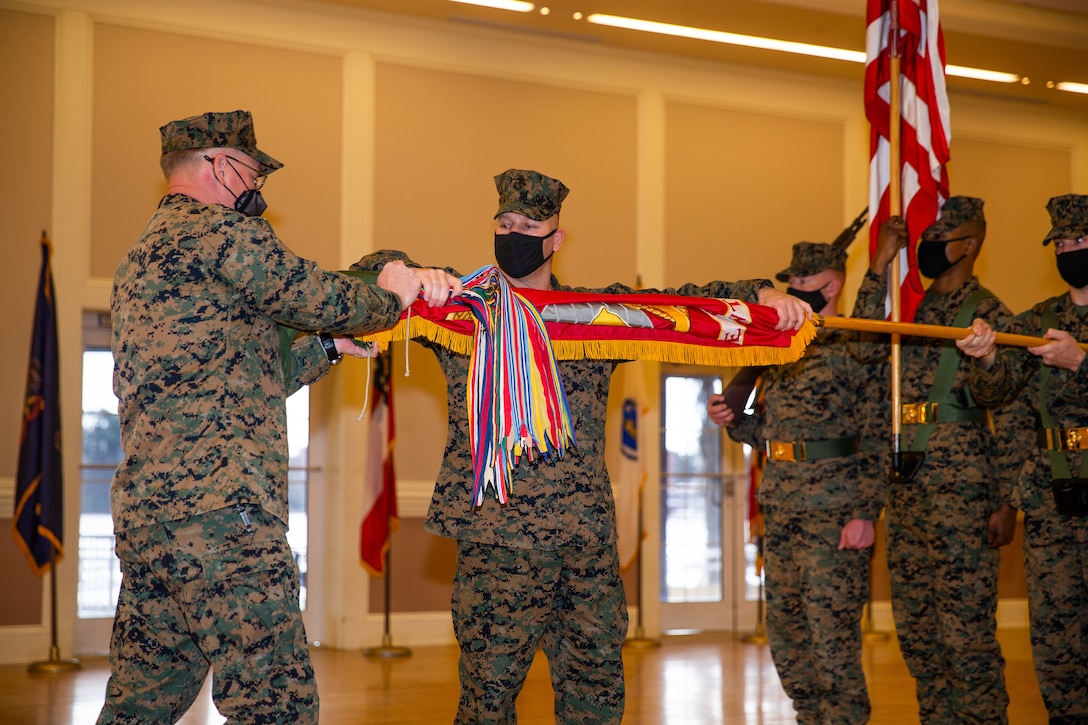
361, 350, 398, 576
865, 0, 951, 322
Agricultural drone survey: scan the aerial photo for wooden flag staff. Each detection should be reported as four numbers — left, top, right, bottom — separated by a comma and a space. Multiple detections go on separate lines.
814, 314, 1088, 352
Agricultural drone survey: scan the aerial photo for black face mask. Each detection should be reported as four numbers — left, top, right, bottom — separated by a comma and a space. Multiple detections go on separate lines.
917, 239, 967, 279
231, 188, 268, 218
786, 284, 828, 311
1057, 247, 1088, 289
494, 228, 557, 279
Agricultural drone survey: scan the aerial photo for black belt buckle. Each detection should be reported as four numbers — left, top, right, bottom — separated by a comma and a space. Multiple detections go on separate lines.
889, 451, 925, 484
1050, 478, 1088, 517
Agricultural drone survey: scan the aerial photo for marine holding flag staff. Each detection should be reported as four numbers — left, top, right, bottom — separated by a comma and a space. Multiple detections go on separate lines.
854, 196, 1023, 724
351, 168, 809, 724
956, 194, 1088, 724
708, 239, 884, 725
99, 110, 461, 725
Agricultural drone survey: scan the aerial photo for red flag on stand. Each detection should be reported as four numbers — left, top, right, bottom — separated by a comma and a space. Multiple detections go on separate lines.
865, 0, 951, 322
13, 234, 65, 575
748, 448, 766, 577
361, 349, 398, 576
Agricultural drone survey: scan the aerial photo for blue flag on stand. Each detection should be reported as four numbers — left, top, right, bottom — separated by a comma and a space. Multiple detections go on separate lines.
13, 234, 65, 575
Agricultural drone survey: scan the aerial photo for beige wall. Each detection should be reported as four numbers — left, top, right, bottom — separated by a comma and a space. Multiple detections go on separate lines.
0, 8, 54, 627
90, 23, 344, 278
950, 135, 1072, 311
664, 102, 847, 288
1, 0, 1086, 656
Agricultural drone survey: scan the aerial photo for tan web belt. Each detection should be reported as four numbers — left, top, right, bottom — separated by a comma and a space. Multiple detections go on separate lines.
765, 435, 858, 462
1038, 427, 1088, 451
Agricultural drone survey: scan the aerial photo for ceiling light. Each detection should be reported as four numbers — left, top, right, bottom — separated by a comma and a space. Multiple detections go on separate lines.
946, 65, 1020, 83
587, 13, 864, 63
1054, 81, 1088, 95
585, 13, 1019, 85
449, 0, 534, 12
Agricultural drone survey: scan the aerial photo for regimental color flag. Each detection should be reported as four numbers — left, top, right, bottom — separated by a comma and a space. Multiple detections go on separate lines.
13, 235, 65, 575
361, 349, 398, 576
865, 0, 951, 322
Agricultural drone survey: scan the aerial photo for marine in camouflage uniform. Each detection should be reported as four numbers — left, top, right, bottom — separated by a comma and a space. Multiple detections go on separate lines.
99, 110, 430, 724
352, 168, 807, 725
854, 197, 1020, 724
959, 194, 1088, 724
711, 242, 884, 724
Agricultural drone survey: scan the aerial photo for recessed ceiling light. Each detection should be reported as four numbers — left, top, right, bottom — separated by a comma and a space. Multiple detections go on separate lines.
945, 66, 1020, 83
449, 0, 534, 12
587, 13, 865, 63
1055, 81, 1088, 95
585, 13, 1020, 85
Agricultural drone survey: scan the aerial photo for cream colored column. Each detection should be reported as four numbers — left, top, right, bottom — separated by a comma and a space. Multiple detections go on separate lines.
53, 9, 94, 661
634, 88, 665, 639
306, 49, 377, 650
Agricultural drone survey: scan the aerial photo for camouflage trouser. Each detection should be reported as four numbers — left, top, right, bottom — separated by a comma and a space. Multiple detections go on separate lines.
1022, 493, 1088, 724
451, 540, 628, 725
96, 504, 317, 725
886, 486, 1008, 725
763, 506, 871, 725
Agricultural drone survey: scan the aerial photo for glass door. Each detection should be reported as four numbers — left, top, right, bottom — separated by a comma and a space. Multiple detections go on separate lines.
658, 368, 756, 633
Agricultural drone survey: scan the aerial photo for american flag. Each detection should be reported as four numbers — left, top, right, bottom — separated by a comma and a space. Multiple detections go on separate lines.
865, 0, 951, 322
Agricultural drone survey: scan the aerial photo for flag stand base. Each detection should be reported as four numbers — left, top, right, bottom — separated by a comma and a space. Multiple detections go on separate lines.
364, 634, 411, 659
741, 620, 768, 645
624, 626, 660, 649
28, 647, 81, 674
743, 578, 769, 645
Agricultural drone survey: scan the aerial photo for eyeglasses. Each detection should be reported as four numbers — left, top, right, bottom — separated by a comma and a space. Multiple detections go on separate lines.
205, 154, 266, 190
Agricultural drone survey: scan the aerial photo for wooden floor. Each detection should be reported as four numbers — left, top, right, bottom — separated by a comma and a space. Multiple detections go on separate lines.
0, 628, 1047, 724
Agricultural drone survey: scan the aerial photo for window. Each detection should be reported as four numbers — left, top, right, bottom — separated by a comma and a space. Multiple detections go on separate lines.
78, 312, 312, 618
78, 344, 122, 618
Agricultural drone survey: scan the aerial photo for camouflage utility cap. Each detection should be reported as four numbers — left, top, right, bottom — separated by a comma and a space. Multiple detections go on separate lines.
1043, 194, 1088, 245
775, 242, 847, 282
160, 110, 283, 175
926, 196, 985, 236
494, 169, 569, 221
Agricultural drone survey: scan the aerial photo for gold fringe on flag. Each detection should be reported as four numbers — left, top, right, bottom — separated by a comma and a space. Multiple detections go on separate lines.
358, 313, 817, 368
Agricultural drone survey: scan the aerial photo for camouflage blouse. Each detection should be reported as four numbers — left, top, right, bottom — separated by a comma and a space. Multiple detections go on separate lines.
853, 270, 1021, 510
729, 327, 885, 521
110, 194, 403, 531
969, 292, 1088, 511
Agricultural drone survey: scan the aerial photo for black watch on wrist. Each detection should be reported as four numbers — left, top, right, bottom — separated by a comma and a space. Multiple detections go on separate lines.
318, 333, 342, 365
